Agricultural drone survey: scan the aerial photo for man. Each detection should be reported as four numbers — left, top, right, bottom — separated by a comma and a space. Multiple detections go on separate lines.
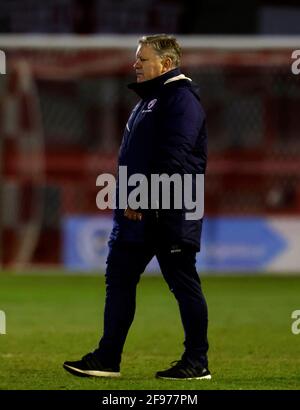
63, 34, 210, 380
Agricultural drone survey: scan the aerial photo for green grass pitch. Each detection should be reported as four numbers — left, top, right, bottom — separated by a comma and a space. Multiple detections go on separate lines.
0, 272, 300, 390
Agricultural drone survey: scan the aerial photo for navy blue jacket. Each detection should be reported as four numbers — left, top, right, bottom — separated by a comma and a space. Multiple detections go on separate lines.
110, 68, 207, 251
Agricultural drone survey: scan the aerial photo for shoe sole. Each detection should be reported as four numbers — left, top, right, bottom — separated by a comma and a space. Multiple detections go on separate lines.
63, 364, 121, 378
156, 374, 212, 380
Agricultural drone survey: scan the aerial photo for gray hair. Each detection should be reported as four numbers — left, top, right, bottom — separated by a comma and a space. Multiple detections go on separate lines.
138, 34, 182, 67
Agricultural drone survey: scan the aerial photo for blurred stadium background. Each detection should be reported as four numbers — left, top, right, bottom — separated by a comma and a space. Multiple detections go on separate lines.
0, 0, 300, 274
1, 0, 300, 393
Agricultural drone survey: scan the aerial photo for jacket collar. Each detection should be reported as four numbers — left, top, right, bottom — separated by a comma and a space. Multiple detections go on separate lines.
128, 68, 183, 99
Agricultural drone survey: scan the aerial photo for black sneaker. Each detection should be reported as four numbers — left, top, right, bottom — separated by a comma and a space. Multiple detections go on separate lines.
156, 360, 211, 380
63, 353, 121, 378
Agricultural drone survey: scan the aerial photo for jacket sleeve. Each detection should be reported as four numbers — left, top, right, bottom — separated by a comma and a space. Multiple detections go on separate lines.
151, 89, 205, 175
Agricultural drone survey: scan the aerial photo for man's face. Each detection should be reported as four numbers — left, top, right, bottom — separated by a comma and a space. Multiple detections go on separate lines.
133, 44, 166, 82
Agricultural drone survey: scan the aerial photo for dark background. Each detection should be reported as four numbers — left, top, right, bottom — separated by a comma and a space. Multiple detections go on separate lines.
0, 0, 299, 35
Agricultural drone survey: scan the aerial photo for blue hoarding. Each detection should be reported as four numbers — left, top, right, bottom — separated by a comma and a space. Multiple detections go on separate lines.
63, 216, 288, 273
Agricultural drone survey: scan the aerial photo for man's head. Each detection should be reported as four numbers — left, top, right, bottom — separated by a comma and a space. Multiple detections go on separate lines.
133, 34, 181, 83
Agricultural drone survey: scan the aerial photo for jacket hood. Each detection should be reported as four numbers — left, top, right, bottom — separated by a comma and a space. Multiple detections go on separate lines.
128, 68, 197, 99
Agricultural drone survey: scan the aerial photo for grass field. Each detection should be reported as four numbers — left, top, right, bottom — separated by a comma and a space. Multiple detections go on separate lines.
0, 272, 300, 390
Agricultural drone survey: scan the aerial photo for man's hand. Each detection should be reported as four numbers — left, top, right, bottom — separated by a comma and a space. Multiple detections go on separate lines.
124, 207, 143, 221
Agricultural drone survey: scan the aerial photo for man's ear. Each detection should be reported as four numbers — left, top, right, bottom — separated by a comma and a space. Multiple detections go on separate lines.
162, 57, 173, 72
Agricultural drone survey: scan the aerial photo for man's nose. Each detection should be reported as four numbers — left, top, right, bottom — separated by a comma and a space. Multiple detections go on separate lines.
133, 60, 141, 69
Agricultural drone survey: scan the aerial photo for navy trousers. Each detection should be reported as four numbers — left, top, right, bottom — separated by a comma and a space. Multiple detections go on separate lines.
96, 240, 209, 368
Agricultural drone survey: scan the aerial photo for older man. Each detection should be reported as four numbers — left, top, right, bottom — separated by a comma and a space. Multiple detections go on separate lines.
63, 34, 210, 380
